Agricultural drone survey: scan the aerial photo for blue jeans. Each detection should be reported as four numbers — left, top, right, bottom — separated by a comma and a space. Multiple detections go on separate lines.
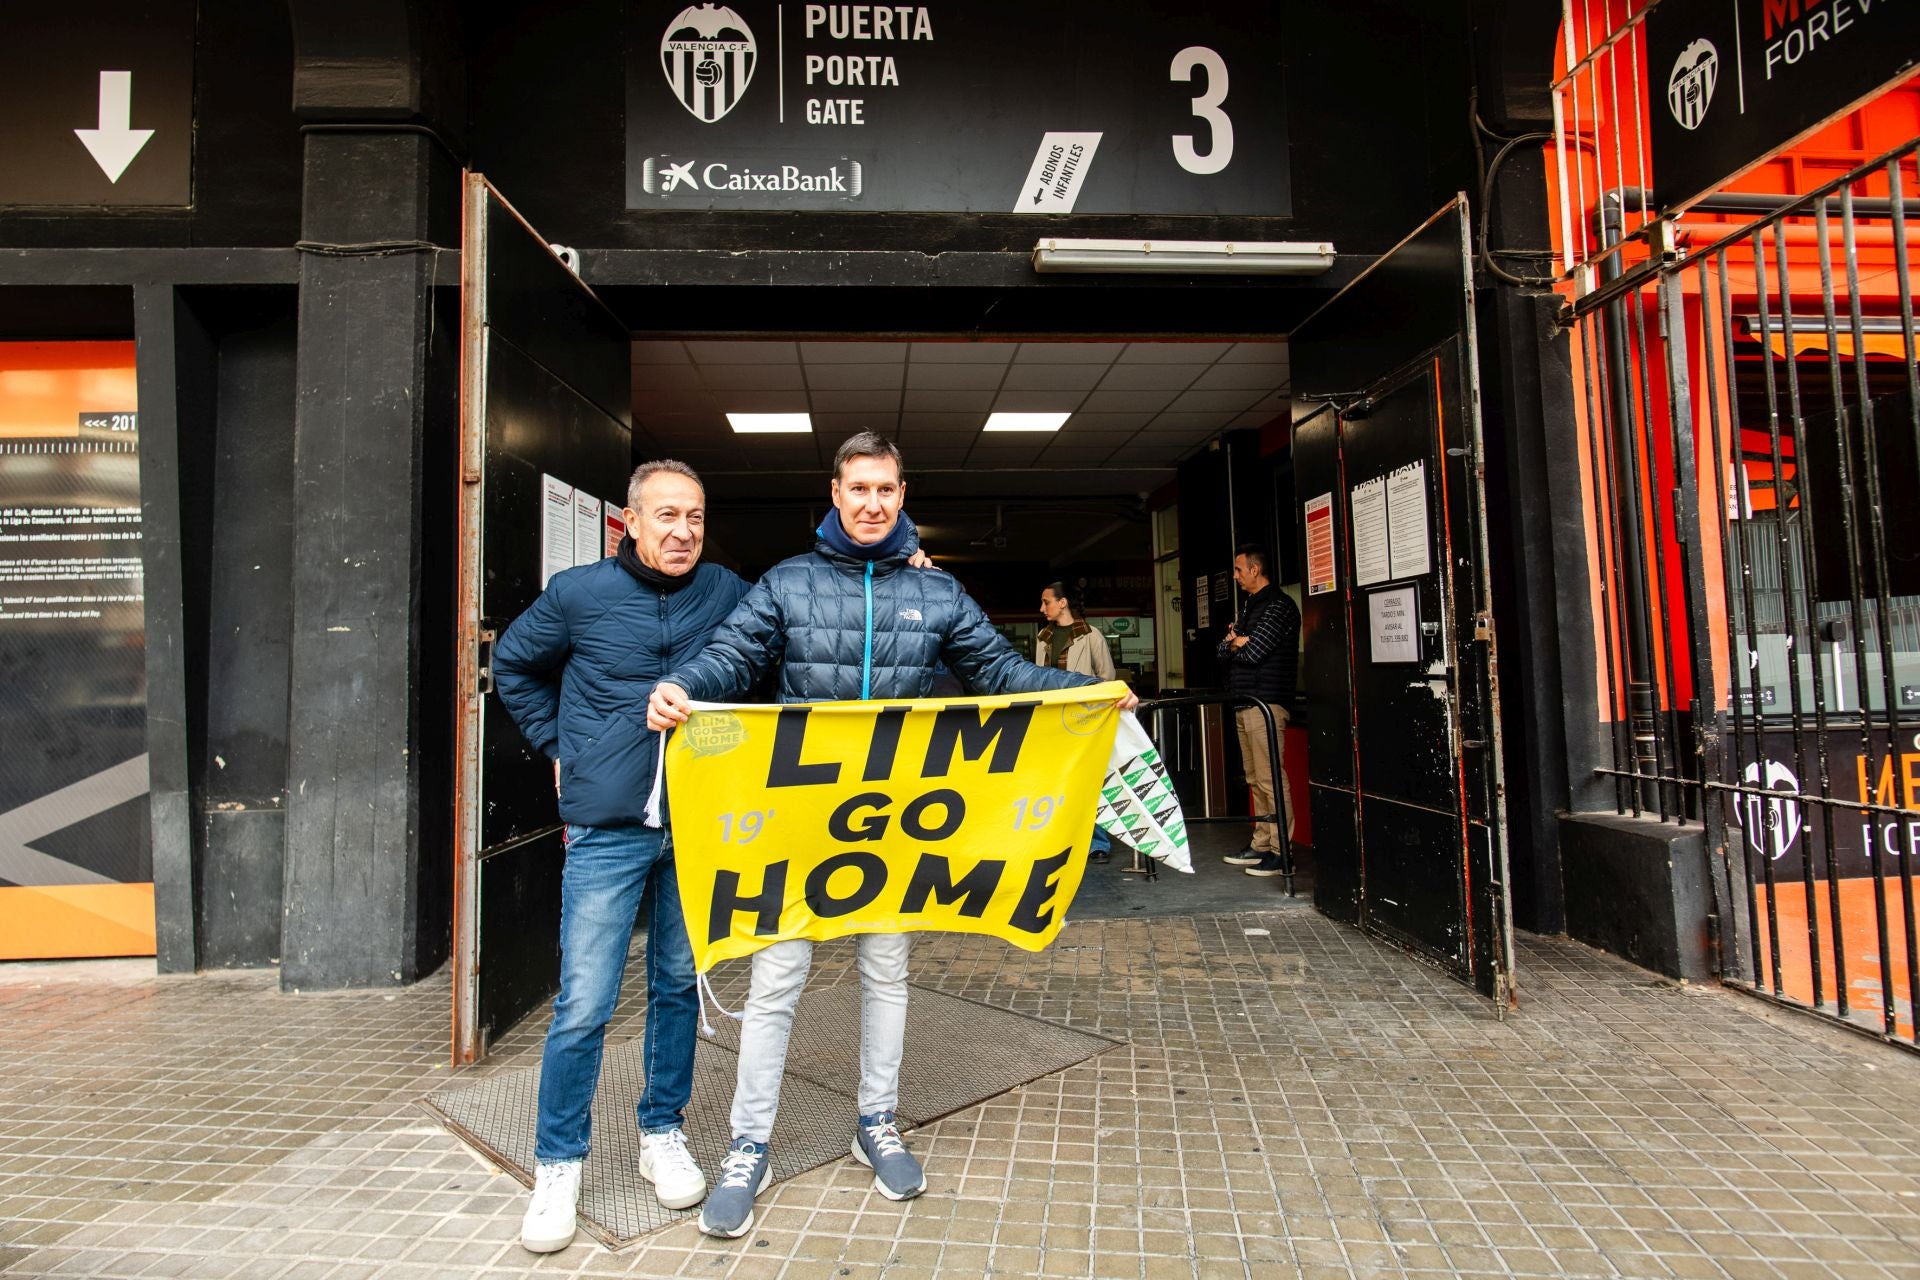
1090, 824, 1113, 855
534, 823, 698, 1163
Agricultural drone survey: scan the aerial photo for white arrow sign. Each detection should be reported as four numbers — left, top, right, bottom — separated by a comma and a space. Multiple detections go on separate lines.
74, 71, 154, 184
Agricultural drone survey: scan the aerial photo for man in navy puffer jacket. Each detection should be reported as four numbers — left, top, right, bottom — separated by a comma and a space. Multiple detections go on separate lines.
649, 432, 1138, 1238
492, 460, 745, 1249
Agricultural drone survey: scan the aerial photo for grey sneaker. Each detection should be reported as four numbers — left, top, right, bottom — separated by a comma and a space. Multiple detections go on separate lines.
852, 1111, 926, 1200
697, 1138, 771, 1238
1223, 848, 1264, 866
1244, 853, 1289, 877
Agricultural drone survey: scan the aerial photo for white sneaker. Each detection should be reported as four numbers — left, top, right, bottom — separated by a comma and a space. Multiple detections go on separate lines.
639, 1128, 708, 1210
520, 1160, 582, 1253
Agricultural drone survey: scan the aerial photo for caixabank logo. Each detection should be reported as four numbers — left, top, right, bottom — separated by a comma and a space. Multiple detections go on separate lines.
639, 155, 865, 199
661, 3, 757, 123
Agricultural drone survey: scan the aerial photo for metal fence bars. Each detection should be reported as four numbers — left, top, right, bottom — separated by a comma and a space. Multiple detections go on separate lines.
1137, 692, 1294, 893
1564, 139, 1920, 1051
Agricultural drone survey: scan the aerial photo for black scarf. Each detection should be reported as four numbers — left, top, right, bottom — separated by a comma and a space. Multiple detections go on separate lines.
617, 534, 696, 593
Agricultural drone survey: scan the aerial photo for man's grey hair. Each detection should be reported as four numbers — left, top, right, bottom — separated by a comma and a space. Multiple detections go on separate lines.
831, 431, 905, 482
628, 458, 703, 510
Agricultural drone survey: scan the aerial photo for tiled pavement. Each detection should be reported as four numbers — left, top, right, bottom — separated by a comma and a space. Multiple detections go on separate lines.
2, 904, 1918, 1279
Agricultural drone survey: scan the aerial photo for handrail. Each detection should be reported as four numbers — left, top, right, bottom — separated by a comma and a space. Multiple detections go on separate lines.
1136, 692, 1295, 895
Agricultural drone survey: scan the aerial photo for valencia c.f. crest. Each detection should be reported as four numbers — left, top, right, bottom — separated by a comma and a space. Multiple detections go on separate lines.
661, 4, 757, 124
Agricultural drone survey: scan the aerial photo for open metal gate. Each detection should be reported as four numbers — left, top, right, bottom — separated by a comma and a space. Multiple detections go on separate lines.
453, 175, 633, 1064
1290, 198, 1515, 1003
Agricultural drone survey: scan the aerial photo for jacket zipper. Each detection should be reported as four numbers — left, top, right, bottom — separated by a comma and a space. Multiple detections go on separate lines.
862, 560, 874, 700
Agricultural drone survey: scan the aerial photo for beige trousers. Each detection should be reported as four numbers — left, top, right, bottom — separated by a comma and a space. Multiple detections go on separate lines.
1234, 705, 1294, 852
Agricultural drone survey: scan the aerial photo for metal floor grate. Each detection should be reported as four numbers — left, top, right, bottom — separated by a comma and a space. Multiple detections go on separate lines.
422, 982, 1121, 1247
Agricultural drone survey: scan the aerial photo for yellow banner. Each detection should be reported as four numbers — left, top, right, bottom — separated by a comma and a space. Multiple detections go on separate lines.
665, 683, 1125, 971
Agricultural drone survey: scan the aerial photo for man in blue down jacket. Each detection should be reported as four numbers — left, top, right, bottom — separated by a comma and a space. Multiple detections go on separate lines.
648, 431, 1138, 1239
492, 460, 739, 1249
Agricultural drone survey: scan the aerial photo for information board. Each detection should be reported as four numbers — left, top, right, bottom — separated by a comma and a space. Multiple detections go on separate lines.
626, 1, 1290, 214
0, 342, 153, 959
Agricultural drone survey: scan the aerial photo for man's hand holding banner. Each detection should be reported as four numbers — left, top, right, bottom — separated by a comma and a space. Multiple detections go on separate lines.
665, 682, 1189, 972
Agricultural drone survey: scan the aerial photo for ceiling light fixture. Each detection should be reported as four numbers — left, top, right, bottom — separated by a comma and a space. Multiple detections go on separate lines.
1031, 238, 1336, 276
726, 412, 813, 433
983, 411, 1071, 432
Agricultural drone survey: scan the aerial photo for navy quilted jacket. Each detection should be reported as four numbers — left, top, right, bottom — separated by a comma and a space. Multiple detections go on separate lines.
665, 514, 1095, 703
493, 558, 750, 827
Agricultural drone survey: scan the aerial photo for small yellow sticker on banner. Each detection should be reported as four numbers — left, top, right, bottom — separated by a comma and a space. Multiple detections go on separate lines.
665, 683, 1127, 972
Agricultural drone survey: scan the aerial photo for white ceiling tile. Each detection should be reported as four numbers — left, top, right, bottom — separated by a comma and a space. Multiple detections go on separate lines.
684, 340, 800, 364
632, 363, 707, 391
1097, 364, 1205, 392
1247, 390, 1289, 411
1077, 390, 1177, 414
638, 389, 717, 414
1232, 409, 1285, 428
632, 340, 691, 364
910, 342, 1016, 364
801, 341, 909, 364
1000, 364, 1107, 392
1116, 342, 1234, 363
711, 389, 810, 413
805, 364, 904, 391
1218, 341, 1289, 364
1147, 412, 1232, 433
991, 390, 1085, 412
904, 364, 1006, 391
898, 411, 987, 431
1168, 388, 1266, 414
906, 388, 995, 411
1013, 341, 1125, 364
1191, 363, 1287, 391
1065, 411, 1155, 430
700, 363, 809, 391
810, 388, 902, 412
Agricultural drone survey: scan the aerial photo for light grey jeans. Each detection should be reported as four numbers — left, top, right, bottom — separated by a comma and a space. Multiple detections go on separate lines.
729, 932, 912, 1142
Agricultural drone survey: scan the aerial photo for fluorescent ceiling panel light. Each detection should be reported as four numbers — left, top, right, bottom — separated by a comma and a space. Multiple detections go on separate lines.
983, 412, 1070, 432
726, 412, 813, 433
1032, 238, 1336, 276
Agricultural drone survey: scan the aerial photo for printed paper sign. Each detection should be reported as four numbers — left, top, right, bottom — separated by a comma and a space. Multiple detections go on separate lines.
1304, 492, 1336, 596
1351, 476, 1389, 587
572, 487, 602, 567
665, 684, 1187, 971
1385, 461, 1431, 580
1013, 132, 1103, 214
540, 475, 575, 589
1368, 587, 1419, 665
1195, 575, 1212, 628
604, 502, 627, 558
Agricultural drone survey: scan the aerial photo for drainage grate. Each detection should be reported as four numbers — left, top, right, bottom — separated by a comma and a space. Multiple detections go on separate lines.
422, 982, 1121, 1247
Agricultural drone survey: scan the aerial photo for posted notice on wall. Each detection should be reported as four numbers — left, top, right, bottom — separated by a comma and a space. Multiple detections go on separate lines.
1304, 493, 1336, 596
1350, 477, 1389, 586
1194, 575, 1211, 629
1350, 462, 1432, 587
603, 502, 627, 558
1368, 586, 1419, 665
1385, 461, 1431, 579
541, 475, 575, 589
572, 487, 602, 568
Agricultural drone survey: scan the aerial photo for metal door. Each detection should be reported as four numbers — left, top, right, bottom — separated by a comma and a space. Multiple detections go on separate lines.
453, 175, 633, 1063
1290, 198, 1514, 1002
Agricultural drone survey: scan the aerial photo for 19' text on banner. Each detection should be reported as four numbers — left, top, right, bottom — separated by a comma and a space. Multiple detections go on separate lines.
666, 685, 1124, 971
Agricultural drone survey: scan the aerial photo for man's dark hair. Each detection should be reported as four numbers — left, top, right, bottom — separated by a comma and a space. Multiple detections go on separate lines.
1042, 580, 1075, 612
1235, 543, 1270, 576
832, 431, 905, 482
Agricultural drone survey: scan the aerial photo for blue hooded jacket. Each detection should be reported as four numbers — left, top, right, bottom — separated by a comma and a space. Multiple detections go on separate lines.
492, 556, 750, 827
664, 513, 1095, 703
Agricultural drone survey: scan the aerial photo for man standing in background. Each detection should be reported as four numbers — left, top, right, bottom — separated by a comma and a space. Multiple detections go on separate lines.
1217, 544, 1300, 878
1038, 580, 1119, 861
